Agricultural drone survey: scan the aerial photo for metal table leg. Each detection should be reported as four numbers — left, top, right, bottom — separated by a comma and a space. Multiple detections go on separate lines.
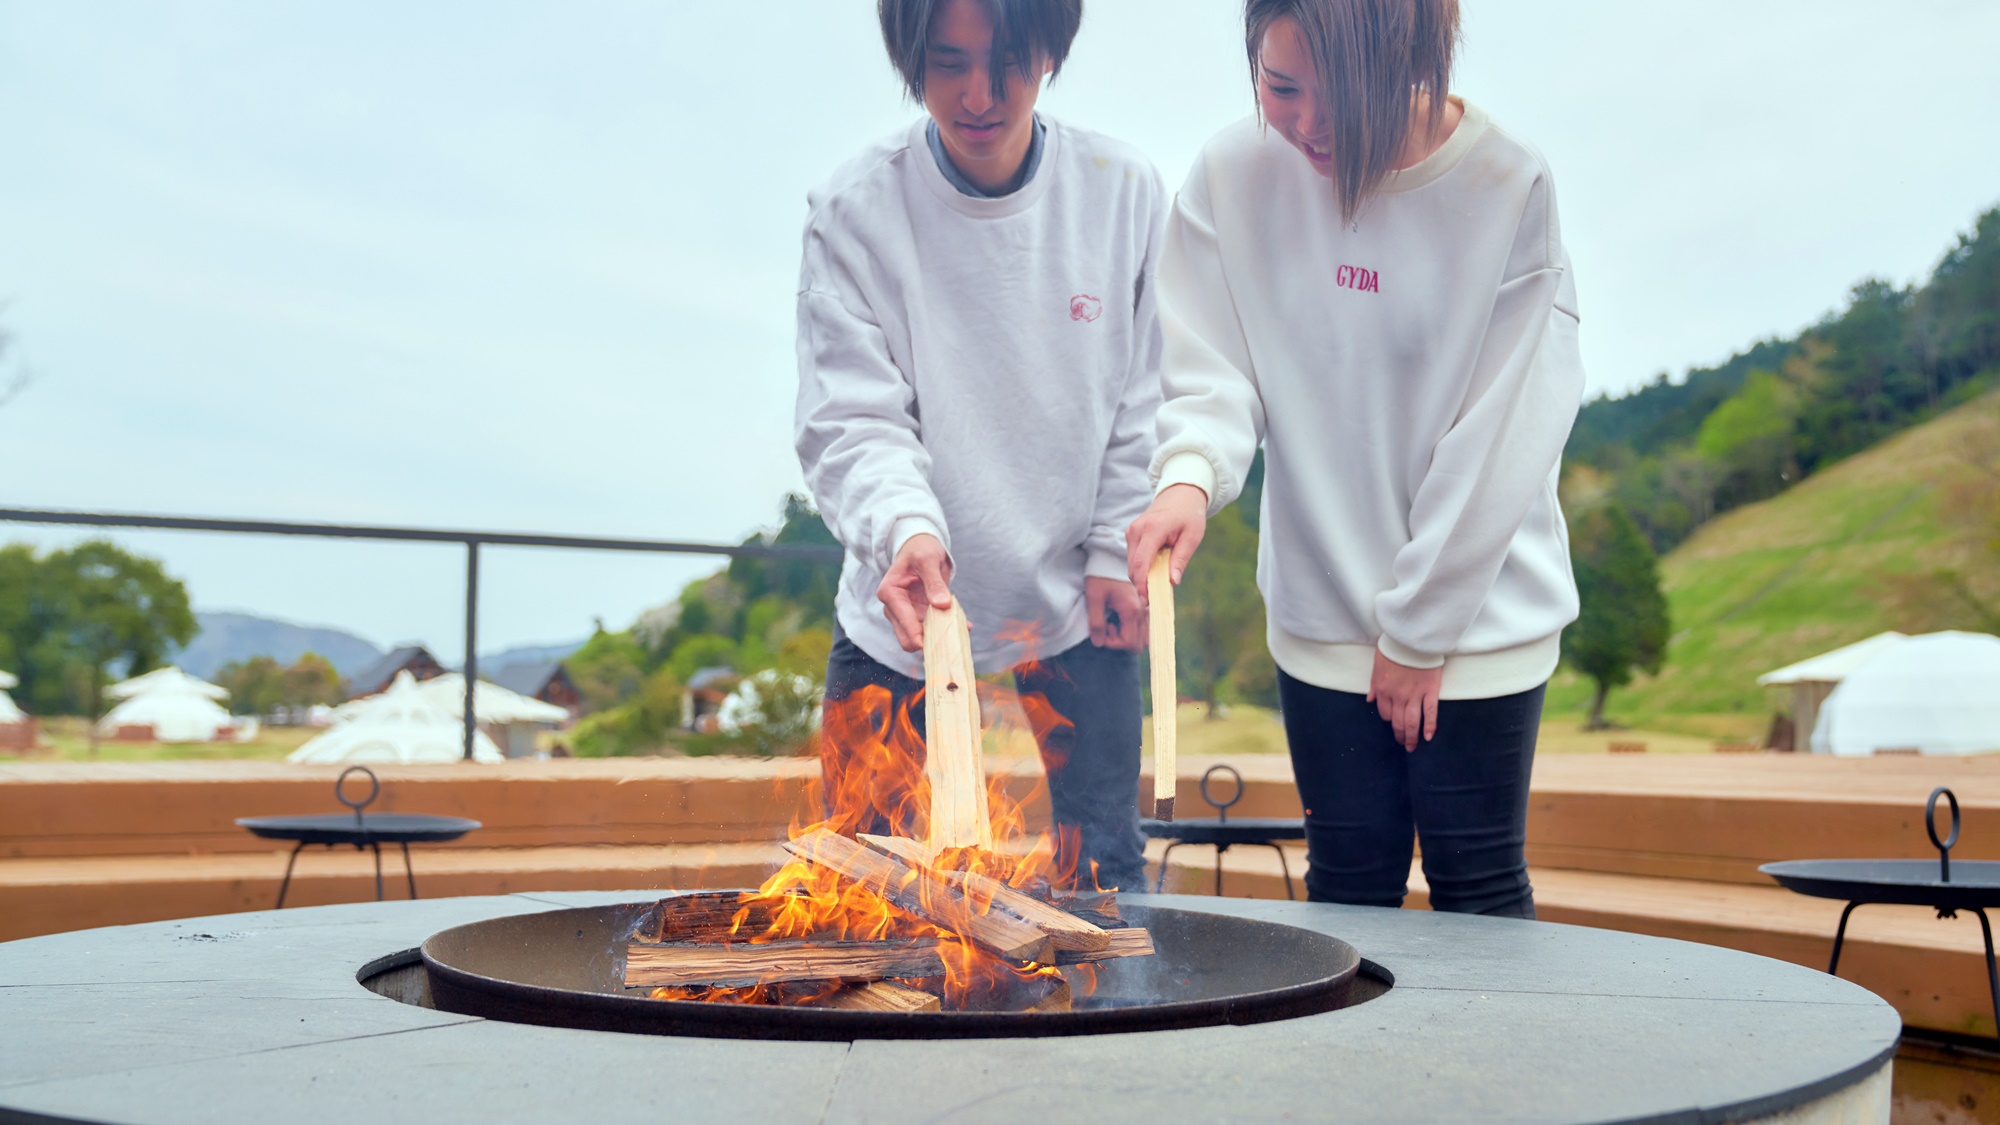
1214, 843, 1229, 896
274, 841, 307, 909
1827, 901, 1861, 975
401, 841, 418, 900
370, 842, 383, 902
1264, 843, 1297, 901
1153, 842, 1182, 893
1974, 907, 2000, 1051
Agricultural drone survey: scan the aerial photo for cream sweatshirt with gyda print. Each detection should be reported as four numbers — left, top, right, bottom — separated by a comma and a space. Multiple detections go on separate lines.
1153, 101, 1584, 700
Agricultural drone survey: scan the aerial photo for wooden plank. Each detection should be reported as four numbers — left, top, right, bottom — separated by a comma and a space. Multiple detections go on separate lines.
809, 980, 941, 1013
923, 598, 991, 852
623, 938, 947, 988
1055, 926, 1156, 964
1147, 550, 1177, 822
645, 892, 775, 943
785, 830, 1052, 962
856, 834, 1110, 953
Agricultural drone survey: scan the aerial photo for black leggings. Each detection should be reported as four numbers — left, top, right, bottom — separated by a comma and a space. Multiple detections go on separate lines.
1278, 670, 1542, 918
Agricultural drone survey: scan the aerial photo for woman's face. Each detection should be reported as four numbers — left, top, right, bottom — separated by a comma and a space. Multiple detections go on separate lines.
1256, 17, 1332, 178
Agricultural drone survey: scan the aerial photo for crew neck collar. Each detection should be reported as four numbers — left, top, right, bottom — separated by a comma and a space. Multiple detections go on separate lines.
911, 114, 1060, 218
1380, 97, 1485, 194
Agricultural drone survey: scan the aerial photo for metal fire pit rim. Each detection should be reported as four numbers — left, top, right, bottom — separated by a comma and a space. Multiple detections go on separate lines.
419, 898, 1363, 1041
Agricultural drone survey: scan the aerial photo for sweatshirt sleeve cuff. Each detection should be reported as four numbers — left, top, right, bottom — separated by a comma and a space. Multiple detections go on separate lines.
888, 516, 948, 568
1377, 634, 1445, 670
1155, 452, 1218, 508
1084, 546, 1129, 583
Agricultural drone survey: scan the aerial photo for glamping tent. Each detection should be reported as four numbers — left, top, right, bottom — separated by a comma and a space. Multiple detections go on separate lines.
1810, 631, 2000, 756
416, 673, 568, 758
106, 666, 228, 702
96, 683, 236, 743
289, 672, 502, 763
1757, 632, 1908, 752
0, 670, 30, 751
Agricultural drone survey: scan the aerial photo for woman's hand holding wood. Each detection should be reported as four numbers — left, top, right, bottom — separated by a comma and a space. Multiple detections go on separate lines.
1125, 484, 1210, 601
877, 533, 954, 652
1369, 650, 1442, 752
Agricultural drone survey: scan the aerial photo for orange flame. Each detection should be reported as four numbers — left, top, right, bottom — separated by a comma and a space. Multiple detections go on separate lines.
659, 624, 1108, 1010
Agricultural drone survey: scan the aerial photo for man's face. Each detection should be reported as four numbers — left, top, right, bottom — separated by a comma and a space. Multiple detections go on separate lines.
922, 0, 1050, 191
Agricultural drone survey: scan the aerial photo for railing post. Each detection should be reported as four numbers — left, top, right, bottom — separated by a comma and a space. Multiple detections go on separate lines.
463, 540, 479, 763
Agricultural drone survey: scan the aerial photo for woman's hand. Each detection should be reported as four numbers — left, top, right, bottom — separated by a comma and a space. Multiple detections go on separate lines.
1085, 576, 1147, 651
1368, 649, 1442, 752
877, 533, 953, 651
1126, 484, 1210, 600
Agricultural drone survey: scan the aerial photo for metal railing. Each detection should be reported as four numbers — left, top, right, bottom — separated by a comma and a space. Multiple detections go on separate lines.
0, 506, 843, 760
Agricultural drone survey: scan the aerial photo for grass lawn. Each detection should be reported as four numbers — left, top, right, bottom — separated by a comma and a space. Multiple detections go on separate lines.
1139, 703, 1759, 757
1546, 389, 2000, 730
7, 716, 316, 762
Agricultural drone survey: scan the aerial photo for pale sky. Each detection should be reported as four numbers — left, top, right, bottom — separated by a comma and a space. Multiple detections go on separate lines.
3, 1, 1998, 662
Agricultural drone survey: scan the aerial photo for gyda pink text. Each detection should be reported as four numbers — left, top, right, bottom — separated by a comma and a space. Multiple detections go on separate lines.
1335, 265, 1380, 294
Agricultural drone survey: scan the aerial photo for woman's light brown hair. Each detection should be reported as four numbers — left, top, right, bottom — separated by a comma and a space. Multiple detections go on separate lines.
1245, 0, 1459, 221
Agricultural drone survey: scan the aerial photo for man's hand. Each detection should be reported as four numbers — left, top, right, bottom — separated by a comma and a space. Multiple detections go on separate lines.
1126, 484, 1210, 602
1085, 576, 1146, 651
877, 533, 953, 652
1368, 649, 1443, 752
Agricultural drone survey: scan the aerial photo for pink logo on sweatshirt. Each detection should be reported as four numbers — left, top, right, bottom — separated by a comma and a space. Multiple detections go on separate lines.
1069, 294, 1104, 322
1336, 265, 1380, 294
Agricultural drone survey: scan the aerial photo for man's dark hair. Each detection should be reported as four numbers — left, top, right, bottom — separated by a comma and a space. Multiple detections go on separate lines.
879, 0, 1083, 102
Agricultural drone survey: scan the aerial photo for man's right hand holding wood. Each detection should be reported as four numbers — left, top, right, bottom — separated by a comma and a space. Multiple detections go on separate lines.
878, 532, 955, 653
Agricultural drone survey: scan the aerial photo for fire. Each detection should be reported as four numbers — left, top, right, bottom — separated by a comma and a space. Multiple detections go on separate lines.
649, 629, 1106, 1011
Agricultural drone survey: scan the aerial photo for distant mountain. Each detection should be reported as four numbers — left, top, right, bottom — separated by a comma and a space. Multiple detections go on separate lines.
176, 612, 385, 680
479, 640, 585, 673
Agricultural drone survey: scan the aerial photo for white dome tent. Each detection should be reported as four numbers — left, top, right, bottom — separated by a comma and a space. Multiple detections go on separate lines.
417, 673, 568, 758
1810, 631, 2000, 756
105, 666, 228, 702
96, 685, 236, 743
290, 672, 503, 763
0, 669, 25, 724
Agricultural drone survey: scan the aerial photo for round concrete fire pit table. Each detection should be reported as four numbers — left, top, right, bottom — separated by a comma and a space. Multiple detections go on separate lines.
0, 892, 1897, 1124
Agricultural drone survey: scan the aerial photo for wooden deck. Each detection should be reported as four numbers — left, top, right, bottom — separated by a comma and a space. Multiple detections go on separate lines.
4, 750, 1997, 1040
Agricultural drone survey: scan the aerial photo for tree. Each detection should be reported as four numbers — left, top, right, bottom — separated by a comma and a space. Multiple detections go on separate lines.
21, 541, 196, 737
1174, 504, 1266, 715
1563, 504, 1670, 730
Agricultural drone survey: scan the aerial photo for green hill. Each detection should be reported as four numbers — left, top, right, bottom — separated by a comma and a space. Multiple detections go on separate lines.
1547, 389, 2000, 731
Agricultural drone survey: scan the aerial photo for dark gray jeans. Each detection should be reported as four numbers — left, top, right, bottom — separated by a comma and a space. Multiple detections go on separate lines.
1278, 670, 1543, 918
822, 627, 1147, 893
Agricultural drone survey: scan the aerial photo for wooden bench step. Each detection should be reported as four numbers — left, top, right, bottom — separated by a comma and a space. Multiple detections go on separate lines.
1150, 841, 1999, 1038
0, 842, 789, 941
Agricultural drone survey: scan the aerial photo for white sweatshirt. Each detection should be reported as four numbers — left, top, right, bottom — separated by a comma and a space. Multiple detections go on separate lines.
1153, 101, 1583, 699
795, 116, 1166, 677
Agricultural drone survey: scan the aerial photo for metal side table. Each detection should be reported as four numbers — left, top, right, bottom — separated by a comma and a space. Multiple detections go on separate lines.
1762, 785, 2000, 1048
1143, 764, 1305, 899
237, 765, 482, 908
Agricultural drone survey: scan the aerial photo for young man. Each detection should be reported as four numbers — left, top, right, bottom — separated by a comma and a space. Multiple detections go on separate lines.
794, 0, 1163, 891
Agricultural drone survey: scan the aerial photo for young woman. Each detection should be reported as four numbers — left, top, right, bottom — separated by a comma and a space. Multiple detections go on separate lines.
1126, 0, 1583, 917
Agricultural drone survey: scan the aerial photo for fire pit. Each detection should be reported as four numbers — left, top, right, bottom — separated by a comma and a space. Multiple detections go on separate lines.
422, 896, 1363, 1039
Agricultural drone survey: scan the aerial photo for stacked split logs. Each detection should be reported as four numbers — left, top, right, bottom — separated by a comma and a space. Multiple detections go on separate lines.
623, 601, 1156, 1014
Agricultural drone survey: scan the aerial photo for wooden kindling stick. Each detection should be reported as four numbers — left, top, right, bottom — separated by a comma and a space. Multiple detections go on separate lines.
1148, 549, 1178, 822
923, 597, 993, 853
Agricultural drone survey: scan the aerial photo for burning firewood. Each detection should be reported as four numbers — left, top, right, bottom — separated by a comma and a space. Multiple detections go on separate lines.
625, 937, 950, 988
856, 834, 1110, 953
1055, 926, 1156, 964
785, 829, 1054, 962
1148, 549, 1178, 822
624, 599, 1157, 1013
807, 981, 943, 1013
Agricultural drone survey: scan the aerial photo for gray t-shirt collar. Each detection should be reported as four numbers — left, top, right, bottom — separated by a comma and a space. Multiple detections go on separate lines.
925, 113, 1046, 198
